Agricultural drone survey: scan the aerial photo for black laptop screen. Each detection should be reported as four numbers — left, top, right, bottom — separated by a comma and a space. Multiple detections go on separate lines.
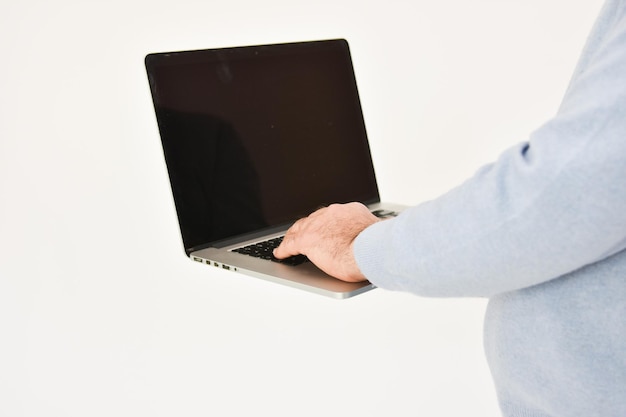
146, 39, 380, 252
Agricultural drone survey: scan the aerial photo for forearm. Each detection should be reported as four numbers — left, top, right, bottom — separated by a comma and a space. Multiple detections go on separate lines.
355, 133, 626, 297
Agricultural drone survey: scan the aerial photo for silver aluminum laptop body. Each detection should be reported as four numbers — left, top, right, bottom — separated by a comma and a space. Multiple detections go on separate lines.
146, 39, 405, 299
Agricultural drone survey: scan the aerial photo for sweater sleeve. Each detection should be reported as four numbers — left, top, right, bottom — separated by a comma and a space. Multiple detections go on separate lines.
354, 3, 626, 298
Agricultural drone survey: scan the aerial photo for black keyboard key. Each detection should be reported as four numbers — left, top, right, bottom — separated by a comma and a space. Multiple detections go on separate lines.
371, 209, 398, 218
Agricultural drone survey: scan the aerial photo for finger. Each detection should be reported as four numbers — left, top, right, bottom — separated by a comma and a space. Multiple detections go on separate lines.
273, 235, 299, 259
273, 219, 305, 259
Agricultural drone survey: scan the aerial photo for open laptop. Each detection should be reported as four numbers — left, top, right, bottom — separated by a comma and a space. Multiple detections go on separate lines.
145, 39, 405, 299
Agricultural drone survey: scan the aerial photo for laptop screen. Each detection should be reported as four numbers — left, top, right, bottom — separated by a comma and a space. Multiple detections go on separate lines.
146, 39, 380, 253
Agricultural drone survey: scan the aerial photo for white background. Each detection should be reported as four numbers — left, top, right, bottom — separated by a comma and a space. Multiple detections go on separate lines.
1, 0, 603, 416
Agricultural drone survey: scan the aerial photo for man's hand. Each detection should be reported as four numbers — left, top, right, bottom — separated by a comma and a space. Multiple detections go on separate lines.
273, 202, 380, 282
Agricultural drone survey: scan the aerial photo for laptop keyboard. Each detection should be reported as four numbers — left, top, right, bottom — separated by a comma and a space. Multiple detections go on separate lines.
232, 236, 309, 266
231, 209, 398, 267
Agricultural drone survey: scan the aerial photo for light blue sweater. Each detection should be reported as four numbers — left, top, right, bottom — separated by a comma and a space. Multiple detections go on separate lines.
354, 0, 626, 415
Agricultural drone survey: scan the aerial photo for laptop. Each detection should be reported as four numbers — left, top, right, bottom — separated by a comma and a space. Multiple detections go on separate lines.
145, 39, 406, 299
